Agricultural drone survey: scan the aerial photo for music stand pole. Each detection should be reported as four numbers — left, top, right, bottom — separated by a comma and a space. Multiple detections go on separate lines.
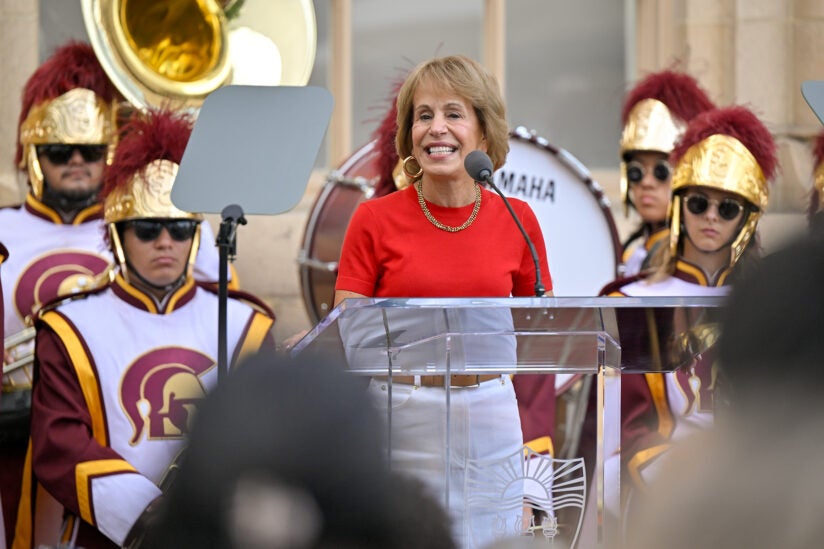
216, 204, 246, 382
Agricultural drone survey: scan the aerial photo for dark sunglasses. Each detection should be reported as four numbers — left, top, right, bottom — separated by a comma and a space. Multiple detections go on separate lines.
626, 159, 671, 185
126, 219, 199, 242
36, 144, 107, 164
684, 194, 745, 221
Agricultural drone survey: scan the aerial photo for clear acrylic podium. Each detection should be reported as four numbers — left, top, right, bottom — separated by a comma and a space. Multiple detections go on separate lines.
292, 296, 724, 548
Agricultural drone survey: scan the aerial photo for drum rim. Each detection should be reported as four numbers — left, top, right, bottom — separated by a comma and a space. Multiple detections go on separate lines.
507, 126, 622, 271
298, 140, 378, 323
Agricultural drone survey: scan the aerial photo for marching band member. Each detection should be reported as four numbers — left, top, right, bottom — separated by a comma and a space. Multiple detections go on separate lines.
12, 109, 274, 549
618, 70, 715, 276
0, 41, 121, 545
602, 105, 777, 516
0, 41, 233, 544
334, 55, 553, 548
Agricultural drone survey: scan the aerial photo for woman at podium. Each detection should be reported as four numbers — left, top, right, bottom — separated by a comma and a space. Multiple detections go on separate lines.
334, 54, 552, 548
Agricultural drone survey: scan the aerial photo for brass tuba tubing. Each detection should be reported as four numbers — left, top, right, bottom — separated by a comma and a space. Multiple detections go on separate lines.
3, 327, 36, 378
3, 354, 34, 376
4, 326, 35, 351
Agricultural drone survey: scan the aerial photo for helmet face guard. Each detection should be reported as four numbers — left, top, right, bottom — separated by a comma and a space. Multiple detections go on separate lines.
105, 159, 202, 284
19, 88, 116, 199
108, 222, 201, 287
669, 134, 768, 267
619, 99, 685, 216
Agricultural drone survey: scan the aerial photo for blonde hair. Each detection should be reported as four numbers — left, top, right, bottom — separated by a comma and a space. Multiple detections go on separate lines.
395, 55, 509, 170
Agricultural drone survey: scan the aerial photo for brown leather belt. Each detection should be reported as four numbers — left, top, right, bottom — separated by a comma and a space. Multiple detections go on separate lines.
374, 374, 501, 388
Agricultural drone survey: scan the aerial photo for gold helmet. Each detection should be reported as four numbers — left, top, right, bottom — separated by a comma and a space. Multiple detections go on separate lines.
101, 108, 202, 282
669, 106, 778, 267
619, 70, 715, 216
808, 130, 824, 223
17, 41, 120, 199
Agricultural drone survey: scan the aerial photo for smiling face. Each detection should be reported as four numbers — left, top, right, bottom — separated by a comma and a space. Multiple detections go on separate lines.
410, 80, 487, 184
681, 187, 746, 265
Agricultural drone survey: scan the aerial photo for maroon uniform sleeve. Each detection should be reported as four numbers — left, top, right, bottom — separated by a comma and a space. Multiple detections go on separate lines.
621, 373, 672, 485
512, 375, 556, 455
29, 325, 124, 515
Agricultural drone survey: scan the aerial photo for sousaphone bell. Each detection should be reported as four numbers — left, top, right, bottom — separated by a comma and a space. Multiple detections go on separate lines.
81, 0, 318, 111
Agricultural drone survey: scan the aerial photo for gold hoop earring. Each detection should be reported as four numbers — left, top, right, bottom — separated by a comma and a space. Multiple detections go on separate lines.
402, 155, 423, 180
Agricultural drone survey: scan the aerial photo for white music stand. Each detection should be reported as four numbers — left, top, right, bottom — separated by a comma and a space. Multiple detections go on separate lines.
802, 81, 824, 126
172, 85, 333, 379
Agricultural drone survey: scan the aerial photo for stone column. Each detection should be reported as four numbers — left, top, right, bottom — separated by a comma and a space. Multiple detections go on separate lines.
634, 0, 818, 247
0, 0, 38, 206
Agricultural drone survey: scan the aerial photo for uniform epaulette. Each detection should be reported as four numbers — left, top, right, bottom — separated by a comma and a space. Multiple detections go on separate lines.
598, 272, 648, 297
33, 269, 114, 321
196, 282, 276, 321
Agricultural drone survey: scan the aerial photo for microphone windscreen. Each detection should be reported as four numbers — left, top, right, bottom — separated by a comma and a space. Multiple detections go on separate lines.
464, 150, 494, 181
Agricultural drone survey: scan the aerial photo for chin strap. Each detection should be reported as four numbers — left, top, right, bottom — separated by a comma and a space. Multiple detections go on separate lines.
124, 258, 187, 295
41, 182, 100, 213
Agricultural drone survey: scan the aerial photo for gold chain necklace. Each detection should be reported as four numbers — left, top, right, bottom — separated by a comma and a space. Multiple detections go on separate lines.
415, 181, 481, 232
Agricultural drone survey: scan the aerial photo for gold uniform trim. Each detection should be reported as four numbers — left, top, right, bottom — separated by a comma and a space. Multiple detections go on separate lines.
236, 313, 274, 365
114, 272, 158, 313
12, 442, 35, 549
627, 442, 672, 490
26, 193, 64, 224
76, 459, 137, 524
675, 260, 708, 286
166, 276, 196, 312
523, 436, 555, 458
644, 372, 674, 439
40, 311, 108, 446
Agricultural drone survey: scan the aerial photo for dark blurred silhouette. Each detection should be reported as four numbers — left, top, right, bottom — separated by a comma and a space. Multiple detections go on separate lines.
716, 227, 824, 423
624, 229, 824, 549
143, 350, 456, 549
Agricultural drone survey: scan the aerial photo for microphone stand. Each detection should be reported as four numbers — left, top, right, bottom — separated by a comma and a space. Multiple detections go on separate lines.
216, 204, 246, 382
480, 175, 546, 297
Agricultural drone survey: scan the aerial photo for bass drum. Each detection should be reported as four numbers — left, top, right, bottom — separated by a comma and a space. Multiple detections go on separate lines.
299, 128, 621, 323
500, 126, 621, 296
299, 141, 379, 323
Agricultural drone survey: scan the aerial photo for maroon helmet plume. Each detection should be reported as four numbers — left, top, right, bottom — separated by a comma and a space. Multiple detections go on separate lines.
621, 70, 715, 125
671, 105, 778, 182
371, 75, 407, 197
102, 108, 194, 200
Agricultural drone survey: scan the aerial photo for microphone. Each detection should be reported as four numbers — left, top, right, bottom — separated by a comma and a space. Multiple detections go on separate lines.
464, 150, 546, 297
465, 149, 495, 183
